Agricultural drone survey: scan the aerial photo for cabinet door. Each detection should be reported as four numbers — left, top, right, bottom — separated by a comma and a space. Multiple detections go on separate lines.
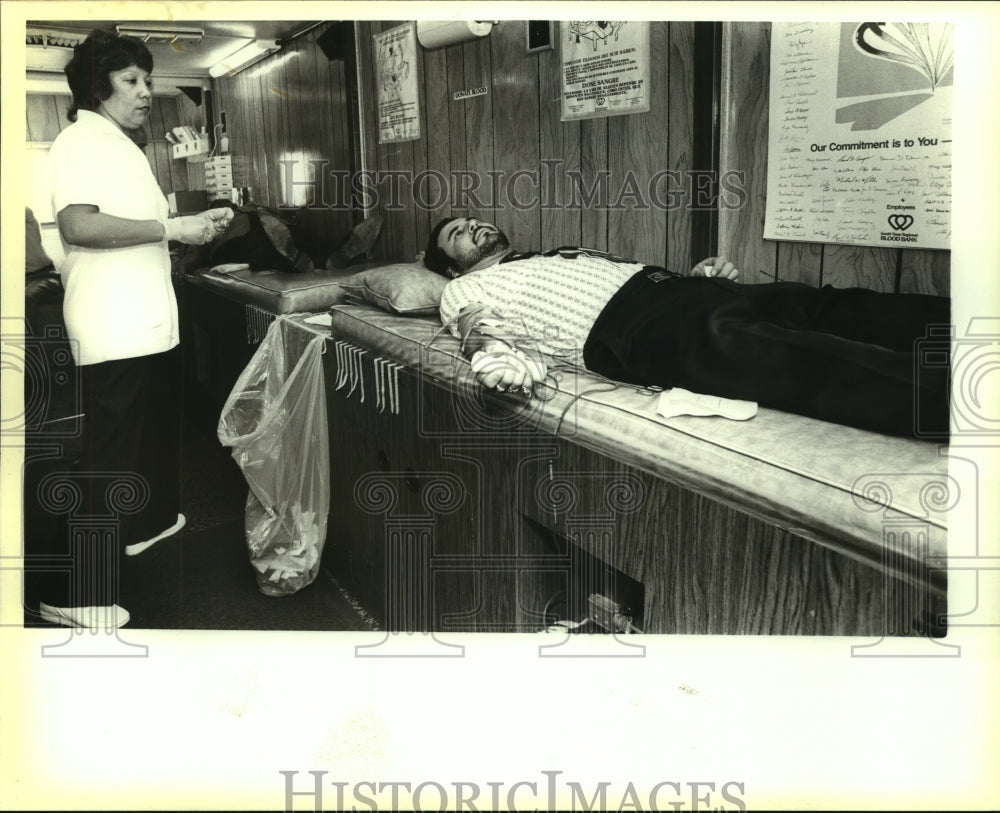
324, 351, 584, 632
538, 438, 945, 636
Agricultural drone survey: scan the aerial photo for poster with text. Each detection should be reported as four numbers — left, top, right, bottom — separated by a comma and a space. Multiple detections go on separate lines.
765, 22, 952, 249
374, 22, 420, 144
560, 21, 650, 121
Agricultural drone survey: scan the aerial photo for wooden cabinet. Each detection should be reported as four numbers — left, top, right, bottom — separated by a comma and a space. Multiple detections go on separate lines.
320, 334, 945, 636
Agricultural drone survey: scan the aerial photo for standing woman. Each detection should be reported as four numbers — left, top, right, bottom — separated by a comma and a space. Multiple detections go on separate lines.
40, 29, 232, 629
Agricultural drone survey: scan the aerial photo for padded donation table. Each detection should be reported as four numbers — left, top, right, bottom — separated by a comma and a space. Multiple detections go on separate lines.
185, 267, 952, 635
289, 308, 949, 636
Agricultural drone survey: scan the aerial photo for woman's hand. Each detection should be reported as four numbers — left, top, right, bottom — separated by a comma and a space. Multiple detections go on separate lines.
205, 207, 235, 237
470, 340, 546, 393
691, 256, 740, 280
166, 209, 234, 245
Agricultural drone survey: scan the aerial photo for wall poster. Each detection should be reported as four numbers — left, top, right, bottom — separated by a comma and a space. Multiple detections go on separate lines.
373, 22, 420, 144
560, 21, 650, 121
765, 22, 953, 250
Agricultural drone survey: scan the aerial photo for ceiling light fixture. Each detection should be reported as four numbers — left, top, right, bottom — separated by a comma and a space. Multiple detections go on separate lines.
115, 25, 205, 44
25, 27, 88, 48
208, 39, 281, 78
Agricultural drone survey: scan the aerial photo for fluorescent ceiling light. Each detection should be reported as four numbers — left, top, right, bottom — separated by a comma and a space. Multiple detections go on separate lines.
25, 27, 87, 71
25, 70, 205, 96
26, 27, 88, 48
26, 45, 73, 72
26, 25, 207, 72
209, 39, 280, 78
115, 25, 205, 44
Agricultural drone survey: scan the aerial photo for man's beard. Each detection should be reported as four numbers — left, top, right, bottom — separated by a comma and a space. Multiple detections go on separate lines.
458, 228, 510, 272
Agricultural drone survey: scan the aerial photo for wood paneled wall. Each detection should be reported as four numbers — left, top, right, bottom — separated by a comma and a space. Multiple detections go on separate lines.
357, 20, 698, 273
25, 91, 206, 211
210, 26, 355, 263
26, 20, 951, 296
719, 22, 950, 295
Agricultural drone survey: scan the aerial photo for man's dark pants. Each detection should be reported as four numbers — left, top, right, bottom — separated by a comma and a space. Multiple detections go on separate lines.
583, 272, 950, 437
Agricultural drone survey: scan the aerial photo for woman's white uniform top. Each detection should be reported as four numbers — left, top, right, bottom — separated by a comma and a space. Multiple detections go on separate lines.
440, 248, 643, 360
49, 110, 176, 365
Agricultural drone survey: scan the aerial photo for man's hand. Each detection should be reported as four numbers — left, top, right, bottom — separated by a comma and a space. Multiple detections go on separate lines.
470, 340, 546, 393
691, 256, 740, 280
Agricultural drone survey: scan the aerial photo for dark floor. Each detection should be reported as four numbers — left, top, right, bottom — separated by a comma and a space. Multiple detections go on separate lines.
22, 381, 378, 631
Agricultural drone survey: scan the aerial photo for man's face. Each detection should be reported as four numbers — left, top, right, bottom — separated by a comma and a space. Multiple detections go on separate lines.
436, 217, 509, 274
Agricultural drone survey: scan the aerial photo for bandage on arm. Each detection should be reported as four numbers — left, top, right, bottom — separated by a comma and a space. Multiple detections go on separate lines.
454, 303, 547, 386
455, 303, 512, 359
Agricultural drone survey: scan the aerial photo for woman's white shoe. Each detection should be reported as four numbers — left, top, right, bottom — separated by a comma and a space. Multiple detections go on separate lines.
38, 602, 131, 629
124, 513, 186, 557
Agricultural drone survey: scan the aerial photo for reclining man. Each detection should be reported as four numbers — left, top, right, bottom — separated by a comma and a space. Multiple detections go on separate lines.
422, 216, 950, 438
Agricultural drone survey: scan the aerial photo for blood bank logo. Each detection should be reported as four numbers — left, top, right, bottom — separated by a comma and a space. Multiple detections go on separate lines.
881, 206, 918, 243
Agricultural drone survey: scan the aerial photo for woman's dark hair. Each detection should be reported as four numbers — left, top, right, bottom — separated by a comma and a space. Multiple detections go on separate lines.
64, 29, 154, 122
423, 217, 458, 277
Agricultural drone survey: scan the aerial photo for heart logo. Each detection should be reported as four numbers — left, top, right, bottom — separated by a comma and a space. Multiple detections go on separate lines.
888, 214, 914, 231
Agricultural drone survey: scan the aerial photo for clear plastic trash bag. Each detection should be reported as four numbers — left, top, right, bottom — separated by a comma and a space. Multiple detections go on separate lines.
217, 317, 330, 596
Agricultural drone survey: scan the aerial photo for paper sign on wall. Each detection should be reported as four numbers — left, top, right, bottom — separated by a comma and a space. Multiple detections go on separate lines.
374, 22, 420, 144
560, 21, 650, 121
765, 22, 952, 249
